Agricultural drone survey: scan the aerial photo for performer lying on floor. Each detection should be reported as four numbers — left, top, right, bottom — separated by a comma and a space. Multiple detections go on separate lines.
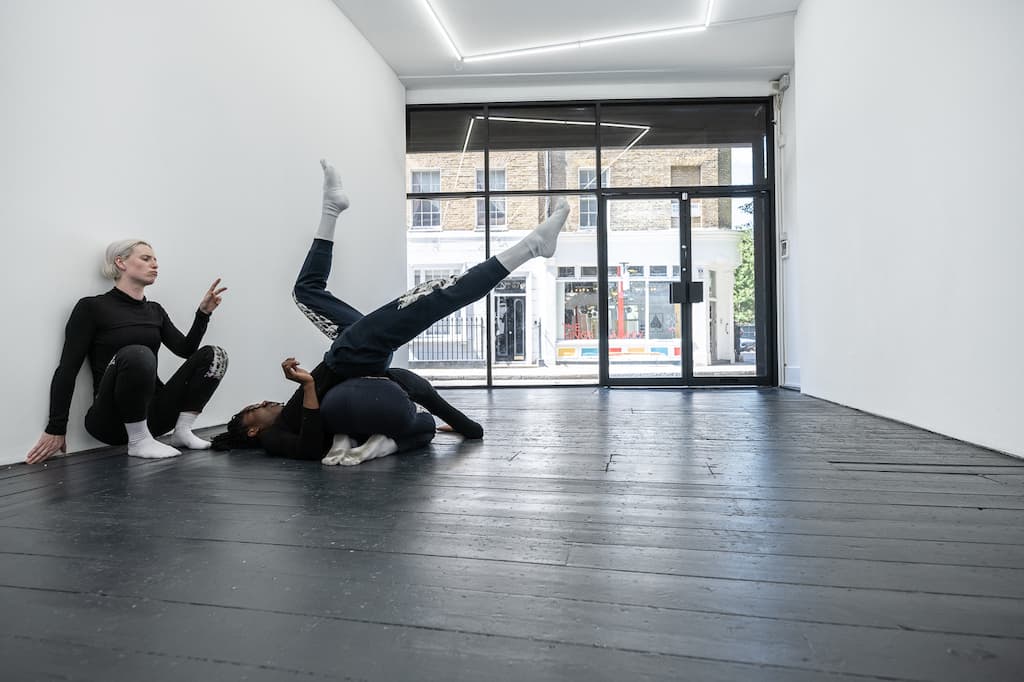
212, 160, 570, 466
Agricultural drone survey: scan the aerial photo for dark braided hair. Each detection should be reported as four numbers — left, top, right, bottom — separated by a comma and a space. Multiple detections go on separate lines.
210, 411, 261, 451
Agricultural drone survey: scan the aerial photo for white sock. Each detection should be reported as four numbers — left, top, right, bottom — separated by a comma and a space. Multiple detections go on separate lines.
326, 433, 354, 457
345, 434, 399, 465
321, 432, 354, 466
169, 412, 211, 450
322, 434, 398, 466
496, 197, 570, 272
125, 420, 181, 459
316, 159, 349, 242
321, 449, 349, 466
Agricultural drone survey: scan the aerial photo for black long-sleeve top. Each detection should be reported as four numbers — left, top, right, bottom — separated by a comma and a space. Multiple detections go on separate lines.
258, 362, 343, 460
46, 287, 210, 435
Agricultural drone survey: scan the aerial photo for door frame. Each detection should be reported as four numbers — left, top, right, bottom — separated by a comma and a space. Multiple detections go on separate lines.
599, 189, 776, 387
599, 192, 692, 386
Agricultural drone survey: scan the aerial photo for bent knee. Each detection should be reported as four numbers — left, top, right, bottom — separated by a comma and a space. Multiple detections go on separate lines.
114, 344, 157, 370
198, 345, 229, 379
291, 288, 312, 312
292, 290, 340, 339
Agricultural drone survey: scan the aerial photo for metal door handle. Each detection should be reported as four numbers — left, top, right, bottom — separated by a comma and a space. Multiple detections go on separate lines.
669, 281, 704, 304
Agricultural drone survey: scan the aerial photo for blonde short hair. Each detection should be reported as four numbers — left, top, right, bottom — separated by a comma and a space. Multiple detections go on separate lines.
101, 239, 151, 281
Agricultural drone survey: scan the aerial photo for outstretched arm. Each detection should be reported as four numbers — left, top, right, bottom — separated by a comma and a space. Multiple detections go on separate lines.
384, 367, 483, 439
31, 299, 94, 463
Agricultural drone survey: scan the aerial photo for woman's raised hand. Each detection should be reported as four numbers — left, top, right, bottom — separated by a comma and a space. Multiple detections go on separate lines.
199, 278, 228, 314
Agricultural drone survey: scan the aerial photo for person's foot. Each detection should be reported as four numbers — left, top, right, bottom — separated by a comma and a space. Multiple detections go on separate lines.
528, 197, 570, 258
321, 159, 350, 217
345, 434, 398, 465
322, 434, 398, 466
321, 433, 355, 466
128, 438, 182, 459
322, 448, 351, 466
325, 433, 353, 456
494, 197, 571, 272
169, 429, 212, 450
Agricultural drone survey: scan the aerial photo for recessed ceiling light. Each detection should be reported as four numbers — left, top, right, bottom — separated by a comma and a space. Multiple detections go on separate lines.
421, 0, 716, 64
422, 0, 463, 60
459, 115, 651, 182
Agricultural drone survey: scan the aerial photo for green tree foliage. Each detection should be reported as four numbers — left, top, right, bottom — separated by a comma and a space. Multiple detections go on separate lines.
733, 228, 755, 324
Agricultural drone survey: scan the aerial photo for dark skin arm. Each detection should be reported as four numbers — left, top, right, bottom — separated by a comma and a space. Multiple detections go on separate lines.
281, 358, 318, 409
271, 357, 332, 460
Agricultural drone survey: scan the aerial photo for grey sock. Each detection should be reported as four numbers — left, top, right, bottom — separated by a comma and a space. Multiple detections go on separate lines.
495, 197, 570, 272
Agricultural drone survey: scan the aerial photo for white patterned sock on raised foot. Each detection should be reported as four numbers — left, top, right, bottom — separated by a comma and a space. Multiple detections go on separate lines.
495, 197, 570, 272
316, 159, 349, 242
527, 197, 570, 258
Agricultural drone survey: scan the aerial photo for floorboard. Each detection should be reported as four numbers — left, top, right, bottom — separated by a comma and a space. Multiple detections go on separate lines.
1, 388, 1022, 681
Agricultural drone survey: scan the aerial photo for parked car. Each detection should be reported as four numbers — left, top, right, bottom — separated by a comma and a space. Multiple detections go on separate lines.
738, 324, 756, 352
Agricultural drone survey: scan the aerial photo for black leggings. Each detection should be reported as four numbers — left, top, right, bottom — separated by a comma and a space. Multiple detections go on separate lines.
324, 255, 507, 377
84, 344, 228, 445
293, 239, 508, 378
294, 239, 486, 440
321, 378, 437, 449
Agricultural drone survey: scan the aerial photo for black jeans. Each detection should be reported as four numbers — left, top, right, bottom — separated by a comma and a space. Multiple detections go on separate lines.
84, 344, 227, 445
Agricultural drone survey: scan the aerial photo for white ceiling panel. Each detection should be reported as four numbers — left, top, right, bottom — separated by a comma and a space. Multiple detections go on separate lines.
331, 0, 799, 92
438, 0, 709, 55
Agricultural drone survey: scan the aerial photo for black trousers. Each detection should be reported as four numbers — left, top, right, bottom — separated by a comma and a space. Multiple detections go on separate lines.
84, 344, 227, 445
293, 239, 509, 378
293, 239, 486, 440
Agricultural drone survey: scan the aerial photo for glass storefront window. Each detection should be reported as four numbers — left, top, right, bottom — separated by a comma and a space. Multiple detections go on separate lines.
407, 108, 485, 195
407, 100, 772, 385
487, 106, 598, 192
561, 282, 599, 341
599, 103, 766, 189
405, 198, 487, 386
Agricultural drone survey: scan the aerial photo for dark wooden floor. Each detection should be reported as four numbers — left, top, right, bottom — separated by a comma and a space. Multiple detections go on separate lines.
2, 388, 1023, 681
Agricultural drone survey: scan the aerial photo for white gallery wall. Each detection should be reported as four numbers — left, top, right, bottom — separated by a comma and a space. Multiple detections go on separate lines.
777, 69, 800, 388
793, 0, 1024, 456
0, 0, 407, 466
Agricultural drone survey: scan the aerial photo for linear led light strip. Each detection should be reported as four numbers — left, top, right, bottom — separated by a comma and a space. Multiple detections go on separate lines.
427, 115, 649, 224
423, 0, 715, 63
449, 116, 650, 197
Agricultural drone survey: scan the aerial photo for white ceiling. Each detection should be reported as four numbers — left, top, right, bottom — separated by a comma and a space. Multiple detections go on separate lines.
330, 0, 798, 93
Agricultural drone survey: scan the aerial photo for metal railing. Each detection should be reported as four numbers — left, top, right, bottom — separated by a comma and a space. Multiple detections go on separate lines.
408, 315, 487, 364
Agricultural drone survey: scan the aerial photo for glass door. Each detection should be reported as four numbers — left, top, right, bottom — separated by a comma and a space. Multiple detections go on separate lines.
604, 193, 770, 384
605, 195, 690, 382
688, 195, 766, 380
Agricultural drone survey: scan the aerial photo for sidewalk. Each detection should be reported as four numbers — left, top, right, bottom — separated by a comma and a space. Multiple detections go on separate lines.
412, 361, 759, 384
